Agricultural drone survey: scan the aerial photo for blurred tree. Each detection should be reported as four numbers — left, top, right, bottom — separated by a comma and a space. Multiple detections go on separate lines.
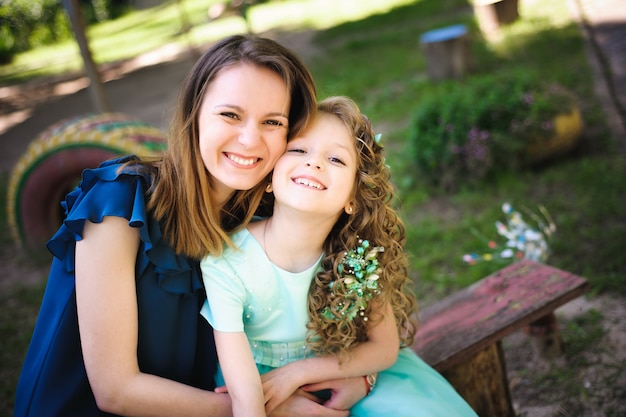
0, 0, 67, 62
64, 0, 111, 112
0, 0, 130, 63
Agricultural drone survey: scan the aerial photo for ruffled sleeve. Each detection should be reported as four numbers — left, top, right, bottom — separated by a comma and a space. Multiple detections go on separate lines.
46, 155, 203, 295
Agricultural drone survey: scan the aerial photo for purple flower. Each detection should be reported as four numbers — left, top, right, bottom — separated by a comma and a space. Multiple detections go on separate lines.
522, 93, 534, 105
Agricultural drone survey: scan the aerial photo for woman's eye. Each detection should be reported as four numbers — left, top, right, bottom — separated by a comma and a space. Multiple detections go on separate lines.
220, 112, 239, 119
264, 119, 285, 127
287, 148, 305, 153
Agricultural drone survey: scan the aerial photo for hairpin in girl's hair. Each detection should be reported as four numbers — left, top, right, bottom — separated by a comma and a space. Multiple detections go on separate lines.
321, 239, 384, 323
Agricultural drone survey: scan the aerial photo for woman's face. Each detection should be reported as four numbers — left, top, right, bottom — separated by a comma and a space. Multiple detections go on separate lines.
198, 63, 291, 205
271, 113, 358, 220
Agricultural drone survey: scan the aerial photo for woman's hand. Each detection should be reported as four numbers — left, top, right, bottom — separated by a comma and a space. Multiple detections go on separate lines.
218, 374, 364, 416
301, 376, 368, 411
265, 374, 367, 416
267, 388, 350, 417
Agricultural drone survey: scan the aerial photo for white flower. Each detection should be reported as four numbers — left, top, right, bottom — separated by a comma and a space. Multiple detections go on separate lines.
463, 202, 555, 266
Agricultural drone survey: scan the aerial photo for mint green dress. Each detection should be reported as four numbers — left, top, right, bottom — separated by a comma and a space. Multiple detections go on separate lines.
201, 228, 478, 417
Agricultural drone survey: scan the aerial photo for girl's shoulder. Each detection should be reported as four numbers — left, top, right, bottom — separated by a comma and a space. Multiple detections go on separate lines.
201, 227, 253, 268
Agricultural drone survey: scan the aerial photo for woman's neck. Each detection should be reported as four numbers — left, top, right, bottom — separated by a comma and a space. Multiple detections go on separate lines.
209, 177, 237, 210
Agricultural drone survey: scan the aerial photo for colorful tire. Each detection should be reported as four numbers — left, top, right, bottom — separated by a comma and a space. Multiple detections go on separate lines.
7, 113, 167, 251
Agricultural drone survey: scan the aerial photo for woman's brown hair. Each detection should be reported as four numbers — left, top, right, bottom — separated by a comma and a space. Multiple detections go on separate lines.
143, 34, 316, 259
306, 96, 417, 358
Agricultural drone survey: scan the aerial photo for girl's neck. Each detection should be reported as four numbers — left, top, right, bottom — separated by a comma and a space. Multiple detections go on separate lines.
253, 214, 331, 273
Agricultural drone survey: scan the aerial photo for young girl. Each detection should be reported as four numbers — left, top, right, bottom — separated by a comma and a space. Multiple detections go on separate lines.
14, 35, 365, 417
201, 96, 479, 416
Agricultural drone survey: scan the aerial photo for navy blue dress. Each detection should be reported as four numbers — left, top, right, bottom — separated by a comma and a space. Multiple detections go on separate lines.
14, 156, 217, 417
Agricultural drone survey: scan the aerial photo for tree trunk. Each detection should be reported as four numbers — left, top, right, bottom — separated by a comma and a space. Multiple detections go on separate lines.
63, 0, 111, 113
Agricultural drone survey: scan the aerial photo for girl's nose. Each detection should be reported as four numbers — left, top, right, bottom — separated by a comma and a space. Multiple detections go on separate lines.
305, 160, 322, 170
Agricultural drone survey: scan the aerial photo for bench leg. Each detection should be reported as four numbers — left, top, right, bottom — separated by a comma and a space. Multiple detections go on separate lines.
524, 312, 564, 358
441, 341, 514, 417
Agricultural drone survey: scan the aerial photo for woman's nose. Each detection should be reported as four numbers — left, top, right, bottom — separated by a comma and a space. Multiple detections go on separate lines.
238, 124, 261, 148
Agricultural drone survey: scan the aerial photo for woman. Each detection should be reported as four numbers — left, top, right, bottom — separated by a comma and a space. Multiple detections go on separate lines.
14, 34, 365, 417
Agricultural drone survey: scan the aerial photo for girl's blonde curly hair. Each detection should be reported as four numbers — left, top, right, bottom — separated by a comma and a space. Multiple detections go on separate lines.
306, 96, 417, 358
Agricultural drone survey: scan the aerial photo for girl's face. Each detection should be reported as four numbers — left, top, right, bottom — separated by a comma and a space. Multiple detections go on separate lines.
272, 113, 358, 219
198, 63, 291, 205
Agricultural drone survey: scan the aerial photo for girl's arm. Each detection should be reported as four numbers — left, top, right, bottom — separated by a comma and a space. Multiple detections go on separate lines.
214, 330, 267, 417
76, 217, 233, 417
262, 302, 399, 414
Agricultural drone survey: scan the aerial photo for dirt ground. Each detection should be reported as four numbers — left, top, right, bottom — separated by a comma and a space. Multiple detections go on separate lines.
1, 28, 625, 417
505, 295, 626, 416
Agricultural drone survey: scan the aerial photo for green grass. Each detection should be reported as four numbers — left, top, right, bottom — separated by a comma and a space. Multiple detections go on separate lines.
305, 0, 624, 301
0, 172, 48, 414
0, 281, 46, 414
1, 0, 624, 414
0, 0, 417, 84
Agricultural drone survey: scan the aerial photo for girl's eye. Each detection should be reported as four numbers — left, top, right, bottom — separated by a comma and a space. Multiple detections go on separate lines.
330, 156, 346, 165
287, 148, 305, 153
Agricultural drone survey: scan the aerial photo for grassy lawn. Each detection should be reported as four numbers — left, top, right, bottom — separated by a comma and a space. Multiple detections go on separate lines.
0, 0, 418, 84
1, 0, 625, 415
304, 0, 624, 302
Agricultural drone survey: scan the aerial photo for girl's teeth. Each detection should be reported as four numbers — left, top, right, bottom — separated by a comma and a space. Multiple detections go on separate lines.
295, 178, 323, 189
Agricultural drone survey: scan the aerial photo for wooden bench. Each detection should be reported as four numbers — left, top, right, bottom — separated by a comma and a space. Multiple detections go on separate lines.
411, 260, 590, 417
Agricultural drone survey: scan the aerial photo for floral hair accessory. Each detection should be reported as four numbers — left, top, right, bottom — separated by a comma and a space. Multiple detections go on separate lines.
322, 239, 384, 322
462, 202, 556, 265
374, 133, 383, 144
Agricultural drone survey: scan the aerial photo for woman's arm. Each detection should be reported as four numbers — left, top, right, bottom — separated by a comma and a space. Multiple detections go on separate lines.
214, 330, 266, 417
76, 217, 358, 417
262, 302, 399, 413
76, 217, 232, 417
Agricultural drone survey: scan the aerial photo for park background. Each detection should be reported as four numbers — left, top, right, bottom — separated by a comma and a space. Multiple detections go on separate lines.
0, 0, 624, 415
